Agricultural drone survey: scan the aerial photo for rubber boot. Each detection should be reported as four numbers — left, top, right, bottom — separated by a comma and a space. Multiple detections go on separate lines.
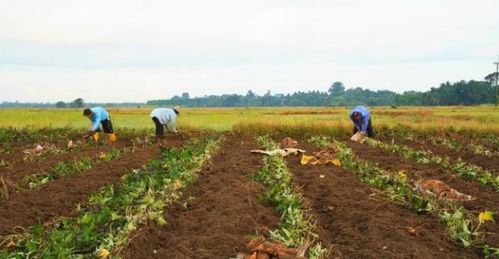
108, 133, 117, 143
92, 132, 100, 142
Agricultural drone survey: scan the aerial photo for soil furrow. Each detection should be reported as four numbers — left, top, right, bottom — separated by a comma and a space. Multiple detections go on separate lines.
380, 137, 498, 175
120, 134, 280, 259
0, 139, 132, 189
0, 136, 186, 236
284, 140, 479, 258
345, 140, 499, 247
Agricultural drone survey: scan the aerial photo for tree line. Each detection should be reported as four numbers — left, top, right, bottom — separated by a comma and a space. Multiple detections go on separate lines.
1, 73, 497, 108
148, 74, 498, 107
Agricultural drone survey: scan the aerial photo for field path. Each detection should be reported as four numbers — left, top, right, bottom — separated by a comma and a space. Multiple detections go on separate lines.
283, 140, 479, 258
346, 140, 499, 247
120, 134, 280, 258
0, 135, 187, 236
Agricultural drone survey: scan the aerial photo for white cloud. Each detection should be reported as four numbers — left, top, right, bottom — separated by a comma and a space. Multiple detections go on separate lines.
0, 0, 498, 102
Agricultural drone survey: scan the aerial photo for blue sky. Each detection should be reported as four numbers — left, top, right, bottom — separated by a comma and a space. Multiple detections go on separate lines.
1, 0, 498, 102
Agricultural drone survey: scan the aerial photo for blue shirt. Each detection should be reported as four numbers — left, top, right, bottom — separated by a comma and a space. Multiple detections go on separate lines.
349, 106, 370, 133
89, 107, 110, 131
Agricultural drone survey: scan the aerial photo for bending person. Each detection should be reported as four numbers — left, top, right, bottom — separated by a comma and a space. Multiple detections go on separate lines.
82, 107, 116, 142
349, 105, 375, 138
150, 106, 180, 141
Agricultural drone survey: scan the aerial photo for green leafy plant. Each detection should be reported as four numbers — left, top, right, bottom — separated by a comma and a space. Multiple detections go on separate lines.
255, 136, 328, 259
2, 137, 220, 258
26, 147, 133, 189
309, 136, 497, 252
363, 138, 499, 191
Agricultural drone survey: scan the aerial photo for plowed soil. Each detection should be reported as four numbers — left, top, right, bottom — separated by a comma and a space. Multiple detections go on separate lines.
379, 137, 498, 175
0, 139, 133, 191
283, 140, 480, 258
346, 140, 499, 248
0, 135, 187, 236
120, 134, 281, 259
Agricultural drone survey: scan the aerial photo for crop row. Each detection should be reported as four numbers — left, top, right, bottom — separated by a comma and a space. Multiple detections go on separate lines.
1, 137, 220, 258
363, 138, 499, 191
25, 147, 133, 189
309, 137, 498, 257
254, 136, 327, 258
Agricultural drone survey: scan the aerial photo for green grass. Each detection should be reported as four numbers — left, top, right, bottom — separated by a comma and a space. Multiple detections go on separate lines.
0, 106, 498, 134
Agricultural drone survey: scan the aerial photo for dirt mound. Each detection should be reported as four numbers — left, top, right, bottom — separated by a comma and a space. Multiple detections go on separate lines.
380, 137, 498, 175
285, 140, 480, 258
346, 140, 499, 248
0, 139, 131, 190
0, 135, 187, 236
120, 134, 280, 258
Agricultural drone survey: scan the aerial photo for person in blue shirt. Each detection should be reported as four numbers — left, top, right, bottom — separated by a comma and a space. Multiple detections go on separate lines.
349, 105, 375, 138
82, 107, 116, 142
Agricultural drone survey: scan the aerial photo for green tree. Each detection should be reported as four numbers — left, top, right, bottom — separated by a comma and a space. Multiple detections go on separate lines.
70, 98, 84, 108
55, 101, 67, 108
328, 81, 345, 96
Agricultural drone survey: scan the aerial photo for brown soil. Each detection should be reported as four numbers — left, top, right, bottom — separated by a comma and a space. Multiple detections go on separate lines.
0, 135, 187, 236
450, 133, 499, 153
0, 138, 79, 164
283, 140, 480, 258
0, 139, 132, 191
345, 140, 499, 248
119, 134, 280, 259
379, 136, 498, 175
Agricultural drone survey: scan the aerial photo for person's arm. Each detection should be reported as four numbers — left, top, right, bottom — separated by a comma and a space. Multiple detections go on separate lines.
361, 113, 370, 134
82, 114, 101, 139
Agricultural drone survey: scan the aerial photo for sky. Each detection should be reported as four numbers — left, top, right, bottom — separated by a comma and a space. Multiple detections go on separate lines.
0, 0, 498, 103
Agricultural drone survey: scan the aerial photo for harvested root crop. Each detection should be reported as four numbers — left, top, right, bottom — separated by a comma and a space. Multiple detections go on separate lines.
350, 132, 365, 143
235, 236, 308, 259
23, 145, 44, 155
280, 137, 298, 148
414, 179, 475, 202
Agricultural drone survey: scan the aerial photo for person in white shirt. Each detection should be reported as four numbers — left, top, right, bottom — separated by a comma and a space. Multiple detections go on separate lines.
150, 106, 180, 141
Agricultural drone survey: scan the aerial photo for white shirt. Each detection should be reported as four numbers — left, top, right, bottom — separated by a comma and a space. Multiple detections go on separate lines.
150, 108, 177, 125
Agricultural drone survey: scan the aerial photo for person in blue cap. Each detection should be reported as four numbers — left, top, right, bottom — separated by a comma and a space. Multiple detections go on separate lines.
349, 105, 375, 138
82, 107, 116, 142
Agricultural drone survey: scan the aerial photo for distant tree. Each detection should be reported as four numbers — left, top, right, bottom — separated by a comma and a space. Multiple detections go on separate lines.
485, 72, 499, 85
55, 101, 67, 108
181, 92, 190, 99
70, 98, 84, 108
328, 81, 345, 96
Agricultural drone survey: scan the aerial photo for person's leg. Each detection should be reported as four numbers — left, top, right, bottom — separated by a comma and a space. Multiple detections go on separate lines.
152, 117, 164, 139
101, 118, 114, 133
101, 118, 116, 142
366, 118, 375, 138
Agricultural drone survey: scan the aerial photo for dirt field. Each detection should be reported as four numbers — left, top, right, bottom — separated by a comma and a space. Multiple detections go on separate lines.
0, 127, 497, 258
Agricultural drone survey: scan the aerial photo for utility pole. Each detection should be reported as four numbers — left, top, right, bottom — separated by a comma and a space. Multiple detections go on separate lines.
495, 57, 499, 107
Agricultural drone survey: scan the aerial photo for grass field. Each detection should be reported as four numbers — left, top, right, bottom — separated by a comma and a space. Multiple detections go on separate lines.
1, 106, 498, 134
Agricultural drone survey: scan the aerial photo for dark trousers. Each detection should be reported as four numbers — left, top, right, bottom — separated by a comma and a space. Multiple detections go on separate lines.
152, 117, 164, 138
353, 118, 375, 138
96, 118, 114, 134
